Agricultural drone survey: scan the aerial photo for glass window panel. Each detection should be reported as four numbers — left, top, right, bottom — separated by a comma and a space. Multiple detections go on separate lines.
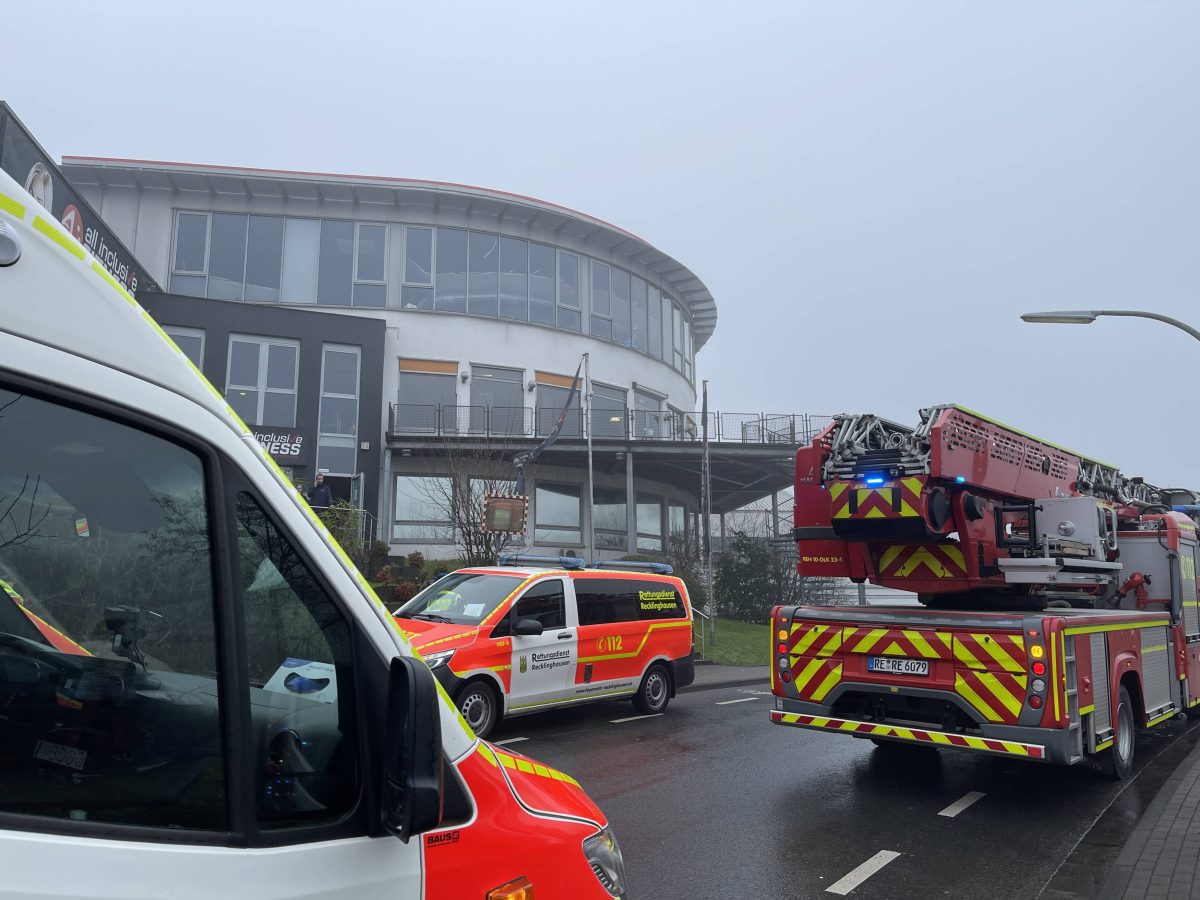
534, 526, 581, 545
557, 307, 581, 332
662, 295, 674, 362
393, 476, 453, 541
405, 227, 433, 284
317, 436, 356, 476
266, 344, 296, 390
244, 216, 284, 302
536, 384, 581, 437
352, 283, 386, 307
167, 330, 204, 368
594, 489, 626, 547
673, 305, 684, 369
320, 396, 358, 435
262, 391, 296, 427
648, 285, 663, 358
398, 372, 457, 406
467, 231, 499, 317
669, 503, 686, 537
471, 365, 523, 410
323, 349, 359, 396
169, 273, 207, 297
528, 243, 556, 326
611, 268, 631, 346
591, 383, 627, 439
499, 236, 528, 321
591, 260, 610, 316
228, 388, 259, 424
557, 251, 579, 308
356, 224, 386, 282
207, 213, 248, 301
435, 227, 468, 313
591, 316, 611, 340
228, 340, 261, 387
631, 276, 648, 352
535, 483, 580, 527
401, 285, 434, 310
282, 218, 320, 304
637, 495, 662, 537
174, 212, 208, 273
318, 220, 354, 306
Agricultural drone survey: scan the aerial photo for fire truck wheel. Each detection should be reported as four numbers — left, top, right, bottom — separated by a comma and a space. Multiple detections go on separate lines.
632, 664, 671, 715
1109, 684, 1136, 779
455, 680, 499, 739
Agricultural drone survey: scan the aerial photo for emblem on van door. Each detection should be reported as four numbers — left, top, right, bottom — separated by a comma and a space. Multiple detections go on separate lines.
519, 655, 528, 674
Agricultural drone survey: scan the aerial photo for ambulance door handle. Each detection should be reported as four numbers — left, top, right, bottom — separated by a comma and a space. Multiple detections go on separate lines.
557, 631, 573, 640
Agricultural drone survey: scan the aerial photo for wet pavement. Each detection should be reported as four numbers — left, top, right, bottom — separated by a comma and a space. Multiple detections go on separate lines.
488, 684, 1200, 899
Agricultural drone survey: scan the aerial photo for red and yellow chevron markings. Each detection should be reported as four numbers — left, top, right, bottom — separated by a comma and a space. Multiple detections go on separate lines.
769, 710, 1047, 760
951, 632, 1029, 724
839, 626, 953, 660
830, 477, 924, 521
876, 543, 967, 579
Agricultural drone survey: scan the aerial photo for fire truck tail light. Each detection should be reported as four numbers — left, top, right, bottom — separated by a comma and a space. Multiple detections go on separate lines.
781, 670, 792, 683
1032, 661, 1046, 676
1031, 679, 1046, 694
777, 629, 788, 641
778, 657, 789, 671
1030, 644, 1045, 660
1029, 695, 1043, 709
777, 643, 788, 655
487, 876, 533, 899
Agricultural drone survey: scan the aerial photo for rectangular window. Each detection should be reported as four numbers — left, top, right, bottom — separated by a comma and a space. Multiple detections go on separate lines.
682, 318, 693, 380
535, 482, 581, 546
225, 335, 299, 427
317, 345, 360, 476
355, 223, 387, 283
637, 494, 663, 552
244, 216, 284, 303
173, 211, 209, 274
435, 227, 468, 313
529, 242, 556, 326
393, 475, 453, 541
611, 267, 631, 347
536, 381, 581, 438
207, 213, 248, 301
318, 220, 354, 306
404, 226, 433, 284
673, 304, 684, 371
164, 326, 205, 369
468, 231, 499, 317
471, 365, 525, 435
593, 488, 627, 550
631, 276, 648, 353
500, 236, 529, 321
662, 294, 674, 364
282, 218, 320, 304
669, 503, 686, 538
574, 578, 638, 624
634, 388, 667, 439
591, 382, 627, 439
396, 370, 458, 434
648, 285, 663, 358
557, 251, 581, 332
590, 260, 611, 340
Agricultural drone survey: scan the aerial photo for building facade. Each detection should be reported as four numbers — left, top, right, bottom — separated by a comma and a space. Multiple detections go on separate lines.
64, 157, 808, 562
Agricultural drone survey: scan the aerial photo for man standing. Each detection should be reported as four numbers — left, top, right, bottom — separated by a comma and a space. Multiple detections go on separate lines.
307, 472, 333, 509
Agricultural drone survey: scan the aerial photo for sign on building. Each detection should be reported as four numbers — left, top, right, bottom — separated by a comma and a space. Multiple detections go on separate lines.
482, 495, 529, 535
252, 427, 309, 464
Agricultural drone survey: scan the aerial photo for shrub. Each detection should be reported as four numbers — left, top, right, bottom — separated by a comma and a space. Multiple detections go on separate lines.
391, 580, 419, 605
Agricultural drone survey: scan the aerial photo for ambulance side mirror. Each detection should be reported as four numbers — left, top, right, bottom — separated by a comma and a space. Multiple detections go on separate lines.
514, 618, 544, 636
382, 656, 444, 842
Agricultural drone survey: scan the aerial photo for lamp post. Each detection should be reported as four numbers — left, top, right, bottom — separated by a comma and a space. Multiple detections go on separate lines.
1020, 310, 1200, 343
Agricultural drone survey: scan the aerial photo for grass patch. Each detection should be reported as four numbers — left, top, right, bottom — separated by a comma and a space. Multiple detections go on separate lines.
694, 617, 770, 667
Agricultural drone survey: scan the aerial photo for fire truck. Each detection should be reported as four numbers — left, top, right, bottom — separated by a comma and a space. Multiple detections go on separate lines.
771, 404, 1200, 777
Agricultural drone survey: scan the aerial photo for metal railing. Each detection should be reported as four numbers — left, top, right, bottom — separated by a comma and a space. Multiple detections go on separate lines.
389, 403, 832, 446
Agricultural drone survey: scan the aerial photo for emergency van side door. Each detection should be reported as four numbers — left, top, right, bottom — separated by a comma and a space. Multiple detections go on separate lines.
0, 373, 423, 900
505, 578, 577, 709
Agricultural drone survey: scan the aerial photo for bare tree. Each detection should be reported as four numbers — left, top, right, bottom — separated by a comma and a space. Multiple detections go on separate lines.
0, 474, 51, 551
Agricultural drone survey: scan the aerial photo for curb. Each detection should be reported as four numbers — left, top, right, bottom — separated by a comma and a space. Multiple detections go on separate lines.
679, 675, 770, 694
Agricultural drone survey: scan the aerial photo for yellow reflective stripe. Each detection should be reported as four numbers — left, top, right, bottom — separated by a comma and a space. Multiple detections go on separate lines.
880, 640, 906, 656
1146, 710, 1176, 728
817, 628, 844, 656
1050, 633, 1060, 719
494, 749, 580, 787
941, 544, 966, 569
0, 192, 26, 218
975, 671, 1022, 718
1001, 741, 1029, 756
791, 624, 829, 656
416, 629, 479, 651
976, 635, 1024, 673
810, 663, 843, 702
1080, 704, 1095, 715
1064, 620, 1170, 635
791, 657, 826, 692
903, 630, 942, 660
955, 673, 1003, 722
851, 628, 888, 654
878, 546, 904, 571
1096, 738, 1113, 751
953, 638, 984, 669
928, 731, 953, 745
838, 719, 859, 732
576, 620, 691, 663
893, 727, 915, 740
488, 664, 511, 673
901, 477, 923, 494
477, 742, 499, 767
33, 215, 85, 259
91, 261, 137, 307
829, 483, 849, 499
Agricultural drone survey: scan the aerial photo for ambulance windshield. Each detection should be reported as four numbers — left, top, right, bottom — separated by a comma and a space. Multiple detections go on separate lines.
395, 573, 523, 625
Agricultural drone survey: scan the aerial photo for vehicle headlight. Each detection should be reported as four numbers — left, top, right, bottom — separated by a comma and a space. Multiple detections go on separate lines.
423, 649, 455, 671
582, 826, 626, 897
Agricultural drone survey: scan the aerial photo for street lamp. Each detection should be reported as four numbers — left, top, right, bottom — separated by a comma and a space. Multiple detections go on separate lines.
1021, 309, 1200, 343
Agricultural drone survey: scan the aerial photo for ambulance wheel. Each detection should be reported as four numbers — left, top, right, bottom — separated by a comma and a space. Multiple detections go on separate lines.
1109, 685, 1136, 780
633, 664, 671, 714
456, 680, 499, 739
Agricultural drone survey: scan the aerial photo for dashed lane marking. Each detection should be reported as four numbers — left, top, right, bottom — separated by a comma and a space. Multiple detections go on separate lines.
610, 713, 664, 724
716, 697, 760, 705
494, 737, 529, 745
937, 791, 986, 818
826, 850, 901, 895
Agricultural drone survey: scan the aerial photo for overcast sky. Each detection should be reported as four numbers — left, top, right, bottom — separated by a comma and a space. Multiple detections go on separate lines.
6, 2, 1200, 484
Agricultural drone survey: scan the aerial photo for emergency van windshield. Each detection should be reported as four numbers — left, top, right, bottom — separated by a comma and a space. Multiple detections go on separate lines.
396, 572, 523, 625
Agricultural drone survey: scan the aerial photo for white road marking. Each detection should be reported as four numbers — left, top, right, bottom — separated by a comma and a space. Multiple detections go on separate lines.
610, 713, 663, 724
716, 697, 760, 705
826, 850, 901, 895
937, 791, 986, 818
493, 737, 528, 745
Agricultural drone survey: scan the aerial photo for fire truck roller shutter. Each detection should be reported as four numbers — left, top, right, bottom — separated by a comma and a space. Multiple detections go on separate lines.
1092, 633, 1111, 738
1141, 625, 1175, 717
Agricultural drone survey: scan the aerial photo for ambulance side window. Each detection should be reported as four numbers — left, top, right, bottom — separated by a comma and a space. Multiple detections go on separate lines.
493, 580, 566, 636
575, 578, 638, 625
633, 580, 685, 621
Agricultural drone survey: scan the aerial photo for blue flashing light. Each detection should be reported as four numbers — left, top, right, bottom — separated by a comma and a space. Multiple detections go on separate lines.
864, 474, 886, 487
955, 476, 966, 484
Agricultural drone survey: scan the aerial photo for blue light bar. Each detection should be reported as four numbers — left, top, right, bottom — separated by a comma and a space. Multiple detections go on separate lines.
955, 476, 966, 484
864, 474, 886, 486
497, 553, 586, 569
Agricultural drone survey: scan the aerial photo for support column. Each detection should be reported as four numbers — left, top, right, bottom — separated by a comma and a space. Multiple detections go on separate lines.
771, 490, 780, 539
625, 452, 636, 556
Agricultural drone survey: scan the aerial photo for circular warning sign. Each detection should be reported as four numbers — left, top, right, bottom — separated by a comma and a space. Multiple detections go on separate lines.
60, 205, 85, 242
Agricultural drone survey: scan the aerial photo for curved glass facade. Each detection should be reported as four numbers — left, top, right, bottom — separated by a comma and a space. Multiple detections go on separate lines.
169, 212, 695, 382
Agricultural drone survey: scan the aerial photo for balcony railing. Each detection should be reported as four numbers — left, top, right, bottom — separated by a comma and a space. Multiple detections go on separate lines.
388, 403, 832, 446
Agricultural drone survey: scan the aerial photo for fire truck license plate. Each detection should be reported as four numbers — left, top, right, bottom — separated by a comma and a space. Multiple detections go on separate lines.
868, 657, 929, 676
33, 740, 87, 770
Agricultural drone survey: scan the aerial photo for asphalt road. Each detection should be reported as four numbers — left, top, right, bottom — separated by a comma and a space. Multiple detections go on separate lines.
488, 682, 1200, 899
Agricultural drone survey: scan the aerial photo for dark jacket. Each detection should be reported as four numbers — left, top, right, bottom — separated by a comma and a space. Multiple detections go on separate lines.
307, 482, 334, 508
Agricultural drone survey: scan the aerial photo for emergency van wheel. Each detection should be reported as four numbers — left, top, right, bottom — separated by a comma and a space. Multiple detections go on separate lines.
1109, 685, 1136, 780
632, 664, 671, 715
455, 681, 499, 739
